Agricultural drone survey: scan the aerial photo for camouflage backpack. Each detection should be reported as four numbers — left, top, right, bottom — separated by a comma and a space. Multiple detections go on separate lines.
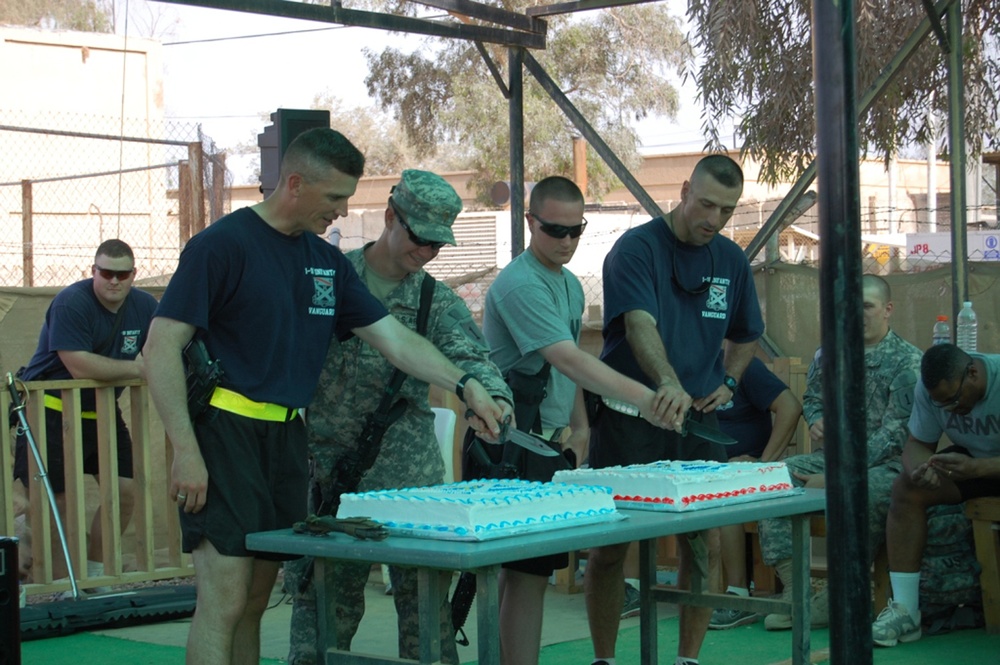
919, 503, 984, 634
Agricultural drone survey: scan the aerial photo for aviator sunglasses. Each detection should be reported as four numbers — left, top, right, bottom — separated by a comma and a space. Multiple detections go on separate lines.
389, 199, 447, 250
93, 265, 135, 281
529, 213, 588, 239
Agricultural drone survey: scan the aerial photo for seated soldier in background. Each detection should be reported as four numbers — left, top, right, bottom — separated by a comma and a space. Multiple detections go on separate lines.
872, 343, 1000, 647
708, 355, 801, 629
757, 274, 922, 630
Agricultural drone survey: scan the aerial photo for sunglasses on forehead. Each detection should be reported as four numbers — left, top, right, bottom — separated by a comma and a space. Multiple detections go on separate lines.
529, 213, 588, 239
389, 199, 447, 250
93, 265, 135, 281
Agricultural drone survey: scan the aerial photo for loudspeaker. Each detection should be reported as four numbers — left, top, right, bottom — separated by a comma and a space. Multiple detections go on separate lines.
0, 537, 20, 664
257, 108, 332, 198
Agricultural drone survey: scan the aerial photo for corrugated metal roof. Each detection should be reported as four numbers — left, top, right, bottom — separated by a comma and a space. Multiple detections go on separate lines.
425, 212, 498, 282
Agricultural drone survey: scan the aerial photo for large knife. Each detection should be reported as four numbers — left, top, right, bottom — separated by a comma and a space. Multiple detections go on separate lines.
466, 410, 561, 457
680, 410, 739, 446
500, 418, 560, 457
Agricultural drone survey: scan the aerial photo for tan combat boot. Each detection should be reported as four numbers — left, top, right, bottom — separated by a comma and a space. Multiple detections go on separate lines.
764, 559, 829, 630
764, 559, 795, 630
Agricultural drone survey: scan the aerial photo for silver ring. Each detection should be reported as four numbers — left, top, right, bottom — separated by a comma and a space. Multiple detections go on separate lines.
177, 494, 187, 500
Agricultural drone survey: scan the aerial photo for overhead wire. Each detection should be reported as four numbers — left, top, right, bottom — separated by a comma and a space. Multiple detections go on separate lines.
116, 0, 132, 238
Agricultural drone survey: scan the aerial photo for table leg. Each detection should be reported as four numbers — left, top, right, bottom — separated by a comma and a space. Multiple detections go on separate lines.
639, 538, 658, 665
417, 567, 442, 664
476, 566, 501, 665
790, 515, 811, 665
314, 558, 337, 664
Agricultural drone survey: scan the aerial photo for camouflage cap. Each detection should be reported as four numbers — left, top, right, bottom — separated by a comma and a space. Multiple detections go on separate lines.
390, 170, 462, 246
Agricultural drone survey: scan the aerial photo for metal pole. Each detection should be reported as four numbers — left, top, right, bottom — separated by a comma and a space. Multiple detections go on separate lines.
947, 1, 968, 316
811, 1, 871, 662
522, 52, 662, 219
6, 374, 80, 599
21, 179, 33, 287
509, 46, 525, 259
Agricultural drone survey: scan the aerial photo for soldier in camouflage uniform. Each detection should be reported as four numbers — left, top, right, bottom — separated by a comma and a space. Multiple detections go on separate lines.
284, 170, 513, 665
759, 274, 922, 630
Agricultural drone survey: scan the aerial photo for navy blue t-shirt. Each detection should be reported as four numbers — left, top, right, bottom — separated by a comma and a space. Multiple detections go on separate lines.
600, 217, 764, 398
155, 207, 387, 408
716, 356, 788, 458
22, 279, 159, 409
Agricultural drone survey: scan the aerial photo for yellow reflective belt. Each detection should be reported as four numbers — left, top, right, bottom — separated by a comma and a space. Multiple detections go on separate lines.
43, 394, 98, 420
209, 387, 297, 422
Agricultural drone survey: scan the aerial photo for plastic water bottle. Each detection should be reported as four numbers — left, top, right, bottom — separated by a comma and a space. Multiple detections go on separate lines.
932, 315, 951, 346
956, 301, 978, 352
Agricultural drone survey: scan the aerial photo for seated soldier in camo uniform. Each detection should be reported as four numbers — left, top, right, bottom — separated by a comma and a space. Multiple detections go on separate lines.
757, 274, 921, 630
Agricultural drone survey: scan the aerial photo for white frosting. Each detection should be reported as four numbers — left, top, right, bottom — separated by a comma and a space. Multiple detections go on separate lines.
336, 478, 618, 540
553, 460, 795, 512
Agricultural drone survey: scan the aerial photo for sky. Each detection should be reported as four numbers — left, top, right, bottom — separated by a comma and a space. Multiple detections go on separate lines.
119, 0, 721, 173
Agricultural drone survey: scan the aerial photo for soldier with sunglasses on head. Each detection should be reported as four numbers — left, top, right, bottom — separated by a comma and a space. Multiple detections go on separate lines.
469, 175, 671, 665
584, 155, 763, 665
285, 170, 513, 665
13, 239, 158, 587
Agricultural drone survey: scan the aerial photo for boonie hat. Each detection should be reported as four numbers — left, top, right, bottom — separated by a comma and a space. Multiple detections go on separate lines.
390, 170, 463, 246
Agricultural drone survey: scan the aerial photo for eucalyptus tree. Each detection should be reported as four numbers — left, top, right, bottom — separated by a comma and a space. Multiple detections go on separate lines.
358, 1, 691, 203
0, 0, 114, 32
686, 0, 1000, 184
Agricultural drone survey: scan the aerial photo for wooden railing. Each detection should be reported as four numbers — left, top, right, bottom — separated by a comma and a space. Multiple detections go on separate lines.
1, 378, 194, 597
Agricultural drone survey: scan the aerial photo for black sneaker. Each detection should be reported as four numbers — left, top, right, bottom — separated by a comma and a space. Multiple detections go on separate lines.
621, 583, 641, 619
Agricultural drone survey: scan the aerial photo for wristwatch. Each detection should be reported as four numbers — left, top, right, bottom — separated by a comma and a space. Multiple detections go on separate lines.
723, 375, 738, 392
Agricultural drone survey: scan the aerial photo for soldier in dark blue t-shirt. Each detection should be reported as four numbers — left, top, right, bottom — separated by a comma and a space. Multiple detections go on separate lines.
709, 356, 801, 629
14, 239, 158, 585
143, 128, 507, 664
586, 155, 765, 665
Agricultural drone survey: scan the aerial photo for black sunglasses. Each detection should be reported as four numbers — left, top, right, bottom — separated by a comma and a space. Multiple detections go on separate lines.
671, 244, 715, 296
529, 213, 588, 239
389, 199, 446, 250
93, 265, 135, 281
932, 361, 973, 409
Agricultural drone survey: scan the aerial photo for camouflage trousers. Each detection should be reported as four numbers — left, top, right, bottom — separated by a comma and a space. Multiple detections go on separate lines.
758, 452, 902, 566
284, 556, 459, 664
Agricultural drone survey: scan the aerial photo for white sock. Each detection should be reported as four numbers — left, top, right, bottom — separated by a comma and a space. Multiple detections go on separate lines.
889, 571, 921, 617
625, 578, 640, 590
87, 560, 105, 577
677, 658, 699, 665
726, 585, 750, 597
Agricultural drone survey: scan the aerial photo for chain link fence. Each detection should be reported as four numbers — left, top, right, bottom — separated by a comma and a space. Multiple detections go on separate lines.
2, 108, 997, 334
0, 110, 229, 287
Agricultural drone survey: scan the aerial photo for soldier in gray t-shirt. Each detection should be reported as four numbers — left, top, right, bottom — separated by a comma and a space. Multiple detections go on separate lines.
872, 343, 1000, 647
477, 176, 671, 665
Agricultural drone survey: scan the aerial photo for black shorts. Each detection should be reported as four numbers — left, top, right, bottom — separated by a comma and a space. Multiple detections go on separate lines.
589, 408, 727, 469
180, 408, 309, 559
940, 445, 1000, 500
460, 431, 570, 577
13, 406, 134, 493
503, 551, 569, 577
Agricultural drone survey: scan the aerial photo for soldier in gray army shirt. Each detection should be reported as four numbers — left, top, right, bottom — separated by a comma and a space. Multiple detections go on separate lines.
758, 274, 922, 630
284, 170, 513, 664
